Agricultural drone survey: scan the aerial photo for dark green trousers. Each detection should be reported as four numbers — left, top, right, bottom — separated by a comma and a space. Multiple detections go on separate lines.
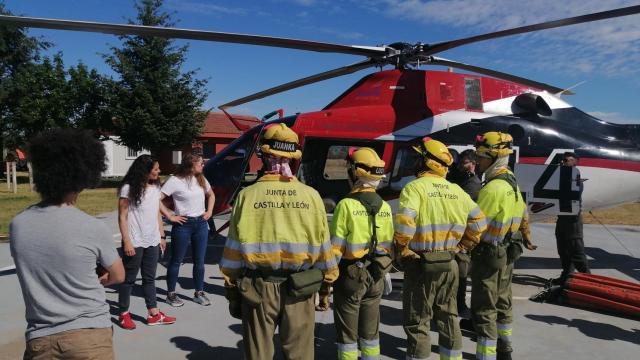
241, 281, 315, 360
333, 270, 384, 359
471, 256, 514, 355
403, 259, 462, 359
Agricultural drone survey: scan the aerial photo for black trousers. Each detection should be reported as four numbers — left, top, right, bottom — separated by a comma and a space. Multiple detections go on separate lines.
118, 245, 160, 312
555, 215, 590, 278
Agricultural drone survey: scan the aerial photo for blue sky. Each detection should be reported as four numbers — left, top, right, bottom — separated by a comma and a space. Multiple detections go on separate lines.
5, 0, 640, 123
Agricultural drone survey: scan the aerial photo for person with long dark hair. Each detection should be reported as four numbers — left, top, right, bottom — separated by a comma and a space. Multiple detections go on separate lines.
10, 129, 124, 359
161, 153, 215, 307
117, 154, 176, 329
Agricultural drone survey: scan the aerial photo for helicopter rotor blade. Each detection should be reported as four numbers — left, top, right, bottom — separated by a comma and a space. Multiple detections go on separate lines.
427, 56, 572, 95
424, 5, 640, 55
0, 15, 386, 57
219, 59, 378, 109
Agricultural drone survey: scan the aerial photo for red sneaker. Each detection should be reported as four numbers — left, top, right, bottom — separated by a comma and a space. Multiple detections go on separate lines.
147, 311, 176, 326
118, 312, 136, 330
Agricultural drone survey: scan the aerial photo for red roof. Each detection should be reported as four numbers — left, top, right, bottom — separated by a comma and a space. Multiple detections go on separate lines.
199, 112, 260, 139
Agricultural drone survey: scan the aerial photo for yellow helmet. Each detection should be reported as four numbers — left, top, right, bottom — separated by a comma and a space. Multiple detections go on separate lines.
259, 123, 302, 160
475, 131, 513, 159
412, 137, 453, 177
348, 147, 386, 180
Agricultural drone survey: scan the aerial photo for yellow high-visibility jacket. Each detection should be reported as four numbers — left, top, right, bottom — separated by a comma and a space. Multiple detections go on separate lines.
220, 174, 339, 285
394, 172, 486, 254
330, 188, 394, 262
477, 168, 531, 244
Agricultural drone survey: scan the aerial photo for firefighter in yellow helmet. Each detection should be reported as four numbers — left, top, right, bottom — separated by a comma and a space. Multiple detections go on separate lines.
319, 147, 394, 360
220, 123, 338, 360
394, 137, 486, 360
471, 131, 536, 360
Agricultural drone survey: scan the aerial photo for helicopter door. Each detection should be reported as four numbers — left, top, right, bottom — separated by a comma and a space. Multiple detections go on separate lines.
203, 124, 264, 216
299, 139, 385, 213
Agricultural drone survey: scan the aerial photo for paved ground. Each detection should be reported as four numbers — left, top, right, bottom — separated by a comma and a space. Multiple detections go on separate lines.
0, 212, 638, 359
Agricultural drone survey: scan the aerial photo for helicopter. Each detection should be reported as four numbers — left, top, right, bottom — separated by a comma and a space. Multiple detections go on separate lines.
2, 5, 640, 226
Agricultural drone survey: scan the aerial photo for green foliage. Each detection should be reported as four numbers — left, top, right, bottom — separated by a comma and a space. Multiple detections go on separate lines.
105, 0, 209, 154
0, 2, 112, 148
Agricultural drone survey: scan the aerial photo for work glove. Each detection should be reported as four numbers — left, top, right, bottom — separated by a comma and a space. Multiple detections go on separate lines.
523, 238, 537, 251
225, 285, 242, 320
393, 246, 420, 271
315, 282, 331, 311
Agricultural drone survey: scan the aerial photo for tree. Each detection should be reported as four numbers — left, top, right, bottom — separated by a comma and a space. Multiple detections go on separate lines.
105, 0, 208, 154
0, 2, 50, 150
0, 2, 112, 149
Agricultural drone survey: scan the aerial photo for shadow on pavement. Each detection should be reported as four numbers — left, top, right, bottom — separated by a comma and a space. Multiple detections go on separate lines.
516, 246, 639, 282
525, 314, 640, 345
170, 336, 241, 359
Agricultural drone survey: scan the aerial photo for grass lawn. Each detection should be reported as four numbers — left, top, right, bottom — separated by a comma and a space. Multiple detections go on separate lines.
0, 181, 117, 235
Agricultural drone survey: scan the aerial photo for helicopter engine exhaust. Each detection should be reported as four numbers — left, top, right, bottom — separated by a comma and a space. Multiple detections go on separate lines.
512, 93, 552, 116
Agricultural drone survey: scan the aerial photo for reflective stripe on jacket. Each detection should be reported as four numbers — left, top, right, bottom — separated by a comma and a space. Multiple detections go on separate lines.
477, 168, 531, 244
220, 174, 338, 285
394, 172, 486, 254
330, 188, 394, 262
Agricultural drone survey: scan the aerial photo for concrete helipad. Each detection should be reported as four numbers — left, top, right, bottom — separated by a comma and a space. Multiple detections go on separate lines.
0, 212, 638, 359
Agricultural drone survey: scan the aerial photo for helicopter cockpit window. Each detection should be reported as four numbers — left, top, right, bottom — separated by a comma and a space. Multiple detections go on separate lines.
323, 145, 350, 180
464, 78, 483, 111
391, 147, 421, 180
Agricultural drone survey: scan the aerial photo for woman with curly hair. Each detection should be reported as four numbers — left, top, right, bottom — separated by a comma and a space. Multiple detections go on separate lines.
161, 153, 215, 307
10, 129, 124, 359
117, 154, 176, 329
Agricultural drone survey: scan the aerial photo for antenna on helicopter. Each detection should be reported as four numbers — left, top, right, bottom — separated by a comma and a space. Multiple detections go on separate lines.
555, 81, 586, 97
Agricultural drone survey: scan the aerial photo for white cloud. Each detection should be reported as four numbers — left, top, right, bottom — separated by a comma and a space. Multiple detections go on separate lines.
588, 111, 640, 124
166, 0, 247, 16
292, 0, 317, 5
360, 0, 640, 76
315, 27, 365, 40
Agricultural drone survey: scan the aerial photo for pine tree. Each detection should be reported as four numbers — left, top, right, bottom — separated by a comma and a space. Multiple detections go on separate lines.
105, 0, 208, 154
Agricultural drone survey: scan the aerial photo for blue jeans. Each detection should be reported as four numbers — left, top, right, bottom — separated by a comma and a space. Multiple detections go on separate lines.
166, 216, 208, 292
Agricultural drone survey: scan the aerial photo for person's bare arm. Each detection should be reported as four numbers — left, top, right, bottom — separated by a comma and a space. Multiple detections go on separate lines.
159, 192, 186, 224
118, 198, 136, 256
99, 258, 125, 286
203, 188, 215, 220
158, 209, 166, 253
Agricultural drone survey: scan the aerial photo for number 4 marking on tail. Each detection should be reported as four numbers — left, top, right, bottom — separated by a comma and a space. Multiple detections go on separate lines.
532, 151, 581, 212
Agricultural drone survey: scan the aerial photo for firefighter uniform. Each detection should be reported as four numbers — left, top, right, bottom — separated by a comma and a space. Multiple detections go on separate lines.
220, 123, 338, 360
394, 138, 486, 360
329, 147, 394, 360
471, 132, 533, 360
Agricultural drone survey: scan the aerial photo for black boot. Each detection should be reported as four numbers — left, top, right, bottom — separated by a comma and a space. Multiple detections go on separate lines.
497, 351, 512, 360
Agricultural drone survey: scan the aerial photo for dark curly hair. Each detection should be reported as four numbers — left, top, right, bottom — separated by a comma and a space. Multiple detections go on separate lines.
119, 154, 159, 207
28, 128, 106, 204
174, 153, 206, 190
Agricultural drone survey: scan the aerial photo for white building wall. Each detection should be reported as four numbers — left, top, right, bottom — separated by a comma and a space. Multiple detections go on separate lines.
102, 137, 150, 177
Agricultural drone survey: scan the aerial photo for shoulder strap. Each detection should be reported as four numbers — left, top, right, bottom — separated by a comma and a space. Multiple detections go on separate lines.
346, 191, 383, 257
487, 172, 519, 202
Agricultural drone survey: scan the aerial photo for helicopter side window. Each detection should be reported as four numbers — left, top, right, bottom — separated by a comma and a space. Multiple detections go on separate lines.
391, 148, 420, 180
323, 146, 350, 180
464, 78, 483, 111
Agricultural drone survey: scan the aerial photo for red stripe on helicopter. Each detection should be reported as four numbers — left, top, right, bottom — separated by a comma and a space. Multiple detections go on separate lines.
519, 157, 640, 172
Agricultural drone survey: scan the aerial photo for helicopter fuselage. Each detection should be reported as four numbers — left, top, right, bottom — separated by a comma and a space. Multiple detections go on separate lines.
205, 69, 640, 221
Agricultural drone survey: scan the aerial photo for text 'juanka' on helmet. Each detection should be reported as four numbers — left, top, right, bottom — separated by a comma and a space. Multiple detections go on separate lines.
474, 131, 514, 159
259, 123, 302, 160
412, 137, 453, 177
348, 147, 386, 180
